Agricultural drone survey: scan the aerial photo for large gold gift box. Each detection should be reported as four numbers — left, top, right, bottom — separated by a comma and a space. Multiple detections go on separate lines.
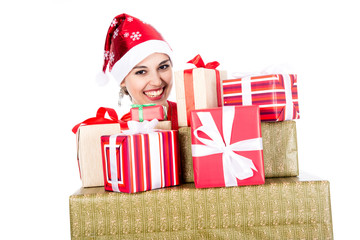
69, 175, 333, 239
76, 121, 172, 187
179, 121, 299, 183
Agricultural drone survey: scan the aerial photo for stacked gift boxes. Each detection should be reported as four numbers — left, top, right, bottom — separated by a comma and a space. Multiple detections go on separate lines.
73, 107, 174, 188
69, 55, 333, 239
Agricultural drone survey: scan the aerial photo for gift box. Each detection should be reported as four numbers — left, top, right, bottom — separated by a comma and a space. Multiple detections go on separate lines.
153, 120, 172, 130
191, 105, 265, 188
222, 74, 299, 121
73, 108, 172, 188
101, 127, 181, 193
261, 121, 299, 177
179, 121, 298, 183
130, 104, 166, 122
175, 55, 227, 127
73, 107, 122, 187
69, 174, 333, 239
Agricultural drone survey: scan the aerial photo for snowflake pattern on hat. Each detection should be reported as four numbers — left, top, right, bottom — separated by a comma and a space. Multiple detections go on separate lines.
104, 50, 110, 60
130, 31, 142, 41
111, 18, 117, 27
109, 52, 115, 65
113, 29, 119, 39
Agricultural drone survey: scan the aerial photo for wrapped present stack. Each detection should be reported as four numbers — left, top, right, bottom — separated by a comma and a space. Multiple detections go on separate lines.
69, 55, 333, 239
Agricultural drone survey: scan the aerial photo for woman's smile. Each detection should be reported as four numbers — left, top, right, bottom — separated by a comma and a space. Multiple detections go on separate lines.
143, 87, 165, 100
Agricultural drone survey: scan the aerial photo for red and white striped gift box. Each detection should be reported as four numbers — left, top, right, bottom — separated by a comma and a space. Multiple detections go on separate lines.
222, 74, 299, 122
101, 130, 181, 193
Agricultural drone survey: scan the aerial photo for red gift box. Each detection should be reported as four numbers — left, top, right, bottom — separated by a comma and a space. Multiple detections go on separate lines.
101, 129, 181, 193
222, 74, 299, 121
130, 104, 166, 122
190, 105, 265, 188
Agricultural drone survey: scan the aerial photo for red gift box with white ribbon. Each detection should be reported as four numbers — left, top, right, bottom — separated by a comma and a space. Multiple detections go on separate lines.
190, 105, 265, 188
101, 120, 181, 193
222, 74, 299, 122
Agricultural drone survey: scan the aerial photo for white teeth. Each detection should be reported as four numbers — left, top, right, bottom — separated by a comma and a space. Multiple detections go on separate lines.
144, 88, 163, 97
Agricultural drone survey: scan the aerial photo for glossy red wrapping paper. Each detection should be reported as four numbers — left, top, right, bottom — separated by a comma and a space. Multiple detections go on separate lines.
222, 74, 299, 121
101, 130, 181, 193
130, 104, 165, 122
190, 106, 265, 188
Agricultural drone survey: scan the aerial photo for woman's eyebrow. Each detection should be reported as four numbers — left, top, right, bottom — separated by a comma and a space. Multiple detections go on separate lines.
133, 65, 148, 69
132, 59, 170, 69
159, 59, 171, 66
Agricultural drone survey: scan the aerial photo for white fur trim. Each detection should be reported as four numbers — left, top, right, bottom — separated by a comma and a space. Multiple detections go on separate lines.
110, 40, 173, 85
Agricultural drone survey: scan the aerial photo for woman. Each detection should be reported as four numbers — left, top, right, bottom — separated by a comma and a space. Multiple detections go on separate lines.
97, 13, 178, 130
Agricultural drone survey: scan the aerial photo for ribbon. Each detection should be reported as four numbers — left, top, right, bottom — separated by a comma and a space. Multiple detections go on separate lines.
109, 135, 121, 192
131, 103, 156, 122
187, 54, 220, 69
72, 107, 121, 134
184, 54, 222, 125
191, 106, 263, 187
122, 119, 159, 135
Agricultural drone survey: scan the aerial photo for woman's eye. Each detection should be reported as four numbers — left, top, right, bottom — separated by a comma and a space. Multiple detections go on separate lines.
159, 64, 170, 70
135, 70, 146, 75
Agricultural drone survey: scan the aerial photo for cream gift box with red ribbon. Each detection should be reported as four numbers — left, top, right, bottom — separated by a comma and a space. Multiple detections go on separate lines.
72, 108, 172, 188
72, 107, 123, 187
175, 55, 227, 127
222, 74, 299, 122
190, 105, 265, 188
101, 119, 181, 193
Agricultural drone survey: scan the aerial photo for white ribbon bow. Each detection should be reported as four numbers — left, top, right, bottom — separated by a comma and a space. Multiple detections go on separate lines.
122, 119, 159, 134
192, 106, 263, 187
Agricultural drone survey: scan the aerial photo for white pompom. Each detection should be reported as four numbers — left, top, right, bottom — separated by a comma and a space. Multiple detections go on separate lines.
96, 71, 110, 86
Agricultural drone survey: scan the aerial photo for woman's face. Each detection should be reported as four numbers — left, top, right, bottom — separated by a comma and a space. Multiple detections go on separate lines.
121, 53, 173, 107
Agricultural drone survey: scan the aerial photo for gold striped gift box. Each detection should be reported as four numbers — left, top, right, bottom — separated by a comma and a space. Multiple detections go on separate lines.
69, 174, 333, 239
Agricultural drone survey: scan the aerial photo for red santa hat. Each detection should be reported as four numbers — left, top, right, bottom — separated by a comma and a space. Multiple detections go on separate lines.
97, 13, 173, 86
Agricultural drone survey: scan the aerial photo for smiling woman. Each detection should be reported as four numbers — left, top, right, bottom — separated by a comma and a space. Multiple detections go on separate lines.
120, 53, 173, 107
97, 13, 178, 129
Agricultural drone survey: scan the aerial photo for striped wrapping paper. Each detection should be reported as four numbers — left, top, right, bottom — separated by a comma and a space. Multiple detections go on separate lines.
222, 74, 299, 121
100, 130, 181, 193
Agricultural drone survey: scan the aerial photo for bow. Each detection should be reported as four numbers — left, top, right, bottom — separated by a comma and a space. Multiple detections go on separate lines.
187, 54, 220, 69
192, 106, 263, 186
72, 107, 120, 134
122, 119, 159, 135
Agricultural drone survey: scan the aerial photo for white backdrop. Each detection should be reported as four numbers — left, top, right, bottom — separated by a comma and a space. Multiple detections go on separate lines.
1, 0, 359, 239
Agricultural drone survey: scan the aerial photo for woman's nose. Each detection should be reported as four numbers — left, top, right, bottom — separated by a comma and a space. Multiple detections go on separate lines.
148, 71, 162, 86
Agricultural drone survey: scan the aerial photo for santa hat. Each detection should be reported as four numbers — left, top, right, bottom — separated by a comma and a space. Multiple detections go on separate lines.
97, 13, 173, 86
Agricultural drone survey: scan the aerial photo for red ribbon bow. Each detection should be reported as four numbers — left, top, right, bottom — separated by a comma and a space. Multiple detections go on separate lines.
187, 54, 220, 69
72, 107, 124, 134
